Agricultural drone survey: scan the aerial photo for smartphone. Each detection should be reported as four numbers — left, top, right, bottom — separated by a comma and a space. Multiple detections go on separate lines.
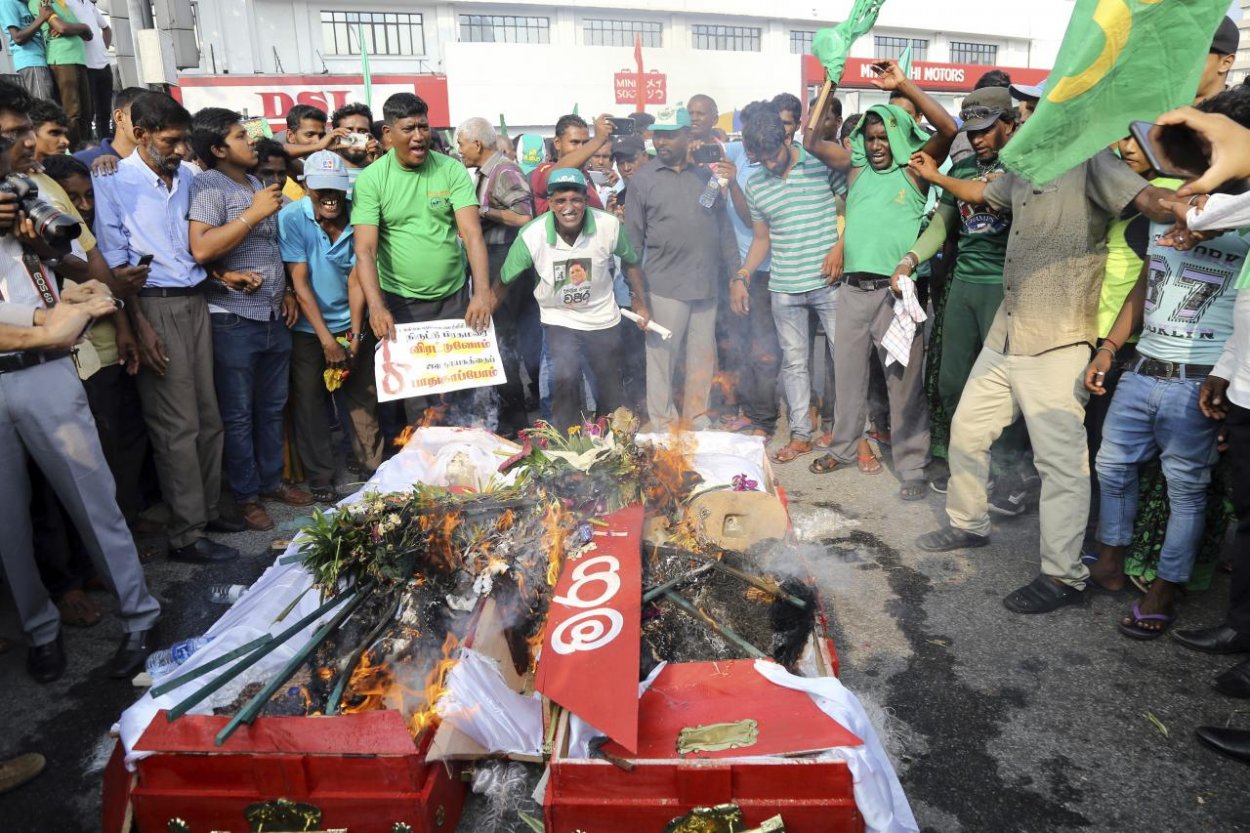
136, 252, 154, 267
341, 132, 370, 149
608, 117, 636, 136
587, 169, 609, 186
691, 143, 724, 164
1128, 120, 1207, 179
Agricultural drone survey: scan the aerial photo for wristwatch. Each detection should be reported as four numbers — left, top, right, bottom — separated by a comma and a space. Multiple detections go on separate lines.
731, 268, 750, 286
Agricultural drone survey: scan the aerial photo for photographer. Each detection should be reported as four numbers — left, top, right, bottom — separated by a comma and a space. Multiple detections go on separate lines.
0, 137, 162, 683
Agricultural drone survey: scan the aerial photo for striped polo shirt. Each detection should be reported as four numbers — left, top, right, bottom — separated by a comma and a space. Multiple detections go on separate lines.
745, 146, 840, 294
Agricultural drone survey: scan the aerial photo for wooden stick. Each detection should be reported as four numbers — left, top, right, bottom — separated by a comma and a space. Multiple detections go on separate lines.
807, 79, 835, 132
215, 585, 375, 745
663, 590, 766, 659
165, 586, 356, 722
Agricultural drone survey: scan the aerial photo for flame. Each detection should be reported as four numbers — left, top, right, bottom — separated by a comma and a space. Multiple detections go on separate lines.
495, 508, 515, 532
417, 509, 463, 573
408, 632, 460, 736
711, 371, 739, 400
392, 406, 448, 449
340, 651, 396, 715
541, 502, 571, 586
393, 425, 415, 449
645, 429, 697, 515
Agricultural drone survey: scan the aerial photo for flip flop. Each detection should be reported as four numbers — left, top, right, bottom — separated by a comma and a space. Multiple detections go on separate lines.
808, 453, 848, 474
814, 431, 834, 448
858, 446, 883, 475
769, 440, 814, 464
1118, 601, 1176, 640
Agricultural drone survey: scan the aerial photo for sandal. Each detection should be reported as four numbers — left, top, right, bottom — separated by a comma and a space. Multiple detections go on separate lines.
769, 440, 813, 464
1003, 575, 1087, 614
720, 414, 753, 432
309, 485, 342, 504
814, 431, 834, 449
808, 453, 848, 474
858, 442, 883, 475
867, 430, 892, 447
57, 589, 102, 628
1117, 601, 1176, 640
899, 479, 927, 501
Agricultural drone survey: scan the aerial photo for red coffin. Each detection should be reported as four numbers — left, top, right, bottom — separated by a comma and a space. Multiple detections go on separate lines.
114, 710, 464, 833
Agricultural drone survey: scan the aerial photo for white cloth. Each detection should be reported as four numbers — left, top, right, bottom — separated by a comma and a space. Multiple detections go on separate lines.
881, 278, 926, 368
754, 661, 919, 833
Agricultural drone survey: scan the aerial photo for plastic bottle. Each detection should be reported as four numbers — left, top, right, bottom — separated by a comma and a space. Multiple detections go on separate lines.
698, 176, 725, 209
208, 584, 247, 605
144, 636, 213, 679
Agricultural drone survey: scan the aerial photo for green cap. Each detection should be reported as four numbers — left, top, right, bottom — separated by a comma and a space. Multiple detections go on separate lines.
651, 105, 691, 132
547, 168, 587, 193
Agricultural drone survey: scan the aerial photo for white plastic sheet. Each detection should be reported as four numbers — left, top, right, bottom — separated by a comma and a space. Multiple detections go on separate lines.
436, 648, 543, 757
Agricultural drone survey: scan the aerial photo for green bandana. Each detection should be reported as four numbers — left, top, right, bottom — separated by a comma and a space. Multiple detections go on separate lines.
850, 104, 930, 173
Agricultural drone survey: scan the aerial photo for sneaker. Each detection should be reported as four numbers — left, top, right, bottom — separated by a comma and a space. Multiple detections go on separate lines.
989, 481, 1033, 517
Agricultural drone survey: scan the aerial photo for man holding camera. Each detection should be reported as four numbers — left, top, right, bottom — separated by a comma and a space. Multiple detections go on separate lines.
0, 142, 162, 682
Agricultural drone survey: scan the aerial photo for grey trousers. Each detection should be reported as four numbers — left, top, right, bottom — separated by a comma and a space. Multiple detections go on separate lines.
828, 283, 931, 480
18, 66, 55, 101
133, 295, 224, 549
0, 358, 161, 646
646, 295, 717, 430
290, 329, 383, 486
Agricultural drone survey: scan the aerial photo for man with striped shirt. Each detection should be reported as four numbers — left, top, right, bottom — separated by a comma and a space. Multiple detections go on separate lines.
737, 110, 842, 464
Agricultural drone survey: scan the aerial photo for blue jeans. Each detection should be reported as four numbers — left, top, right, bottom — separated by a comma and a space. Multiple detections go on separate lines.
770, 284, 838, 441
211, 313, 292, 503
1095, 370, 1220, 583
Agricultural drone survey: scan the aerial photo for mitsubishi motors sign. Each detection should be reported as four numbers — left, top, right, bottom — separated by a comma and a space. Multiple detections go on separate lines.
174, 74, 451, 128
801, 55, 1048, 93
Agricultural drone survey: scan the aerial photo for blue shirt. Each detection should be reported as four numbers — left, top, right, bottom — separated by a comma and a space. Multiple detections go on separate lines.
74, 136, 115, 167
278, 196, 354, 334
1139, 222, 1248, 365
93, 150, 206, 288
723, 142, 770, 271
0, 0, 47, 70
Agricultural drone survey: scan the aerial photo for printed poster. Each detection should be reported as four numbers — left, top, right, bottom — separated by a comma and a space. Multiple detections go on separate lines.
375, 319, 506, 402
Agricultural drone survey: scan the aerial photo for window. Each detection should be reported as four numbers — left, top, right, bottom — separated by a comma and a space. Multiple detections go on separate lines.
874, 36, 928, 62
691, 24, 761, 52
790, 30, 814, 54
459, 14, 550, 44
584, 19, 662, 48
321, 11, 425, 56
950, 41, 998, 65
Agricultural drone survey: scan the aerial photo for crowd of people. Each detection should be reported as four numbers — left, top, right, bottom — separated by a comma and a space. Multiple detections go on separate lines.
2, 8, 1250, 784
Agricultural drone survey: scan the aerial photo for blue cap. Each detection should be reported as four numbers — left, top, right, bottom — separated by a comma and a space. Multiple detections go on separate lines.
301, 150, 350, 191
547, 167, 587, 193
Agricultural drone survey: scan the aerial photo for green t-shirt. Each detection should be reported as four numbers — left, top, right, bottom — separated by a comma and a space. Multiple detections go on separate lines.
940, 157, 1012, 285
31, 0, 85, 66
350, 149, 478, 300
844, 165, 927, 276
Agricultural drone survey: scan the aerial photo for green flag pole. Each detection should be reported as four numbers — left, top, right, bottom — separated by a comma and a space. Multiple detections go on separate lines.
499, 113, 509, 140
572, 103, 579, 116
357, 22, 372, 109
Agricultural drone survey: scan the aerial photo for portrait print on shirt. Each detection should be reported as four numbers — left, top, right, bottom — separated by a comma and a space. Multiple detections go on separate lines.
553, 257, 593, 308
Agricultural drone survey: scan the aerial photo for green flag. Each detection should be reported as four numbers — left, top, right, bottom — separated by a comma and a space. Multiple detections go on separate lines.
572, 103, 579, 116
810, 0, 887, 81
499, 114, 509, 139
898, 44, 913, 78
1000, 0, 1229, 185
356, 22, 372, 109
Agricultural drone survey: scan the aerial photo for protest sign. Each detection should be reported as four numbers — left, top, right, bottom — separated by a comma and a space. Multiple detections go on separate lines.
375, 319, 506, 402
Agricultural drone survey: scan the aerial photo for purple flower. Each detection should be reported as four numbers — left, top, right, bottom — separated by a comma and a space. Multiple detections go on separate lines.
731, 473, 758, 492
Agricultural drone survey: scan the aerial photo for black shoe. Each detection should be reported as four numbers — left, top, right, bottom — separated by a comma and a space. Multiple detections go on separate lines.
206, 515, 247, 534
988, 485, 1032, 517
109, 626, 158, 680
1214, 659, 1250, 699
929, 475, 948, 494
27, 635, 66, 684
1003, 575, 1087, 614
915, 526, 989, 552
1195, 726, 1250, 764
1172, 624, 1250, 655
169, 537, 240, 564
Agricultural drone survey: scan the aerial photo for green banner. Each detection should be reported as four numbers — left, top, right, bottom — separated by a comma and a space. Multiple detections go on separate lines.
810, 0, 888, 80
1000, 0, 1229, 185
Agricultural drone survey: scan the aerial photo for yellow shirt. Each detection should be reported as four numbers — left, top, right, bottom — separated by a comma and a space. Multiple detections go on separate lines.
283, 176, 306, 202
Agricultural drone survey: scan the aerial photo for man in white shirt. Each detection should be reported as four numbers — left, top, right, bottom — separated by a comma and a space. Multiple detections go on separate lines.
65, 0, 109, 141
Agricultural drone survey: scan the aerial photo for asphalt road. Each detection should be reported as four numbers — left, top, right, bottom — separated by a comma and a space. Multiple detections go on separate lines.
1, 438, 1247, 832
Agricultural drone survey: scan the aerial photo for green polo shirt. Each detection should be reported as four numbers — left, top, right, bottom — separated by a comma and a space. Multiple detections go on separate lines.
350, 149, 478, 300
31, 0, 85, 66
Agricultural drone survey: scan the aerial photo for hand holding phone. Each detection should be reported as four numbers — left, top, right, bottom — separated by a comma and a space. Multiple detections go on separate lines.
1129, 120, 1207, 179
608, 117, 636, 136
136, 252, 155, 267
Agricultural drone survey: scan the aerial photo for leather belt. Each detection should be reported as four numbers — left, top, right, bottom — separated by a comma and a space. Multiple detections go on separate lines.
1132, 355, 1213, 381
138, 283, 205, 298
0, 349, 70, 374
843, 273, 892, 291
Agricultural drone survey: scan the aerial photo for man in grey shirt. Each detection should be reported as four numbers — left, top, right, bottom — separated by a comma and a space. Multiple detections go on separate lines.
908, 148, 1173, 614
625, 105, 740, 429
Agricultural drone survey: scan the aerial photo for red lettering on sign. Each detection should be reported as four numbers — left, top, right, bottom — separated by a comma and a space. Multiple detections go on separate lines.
258, 92, 294, 120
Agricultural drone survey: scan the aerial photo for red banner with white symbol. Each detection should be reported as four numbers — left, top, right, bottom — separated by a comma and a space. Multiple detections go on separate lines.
534, 504, 643, 753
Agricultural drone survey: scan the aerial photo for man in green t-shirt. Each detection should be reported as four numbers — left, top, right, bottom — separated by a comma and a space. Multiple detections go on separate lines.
351, 93, 492, 424
29, 0, 90, 147
803, 59, 958, 501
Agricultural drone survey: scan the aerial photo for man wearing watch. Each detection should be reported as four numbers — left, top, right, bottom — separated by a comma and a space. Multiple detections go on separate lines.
456, 116, 534, 436
280, 150, 383, 503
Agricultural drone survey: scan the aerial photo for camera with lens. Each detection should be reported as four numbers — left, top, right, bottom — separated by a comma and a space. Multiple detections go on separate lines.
0, 173, 81, 256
